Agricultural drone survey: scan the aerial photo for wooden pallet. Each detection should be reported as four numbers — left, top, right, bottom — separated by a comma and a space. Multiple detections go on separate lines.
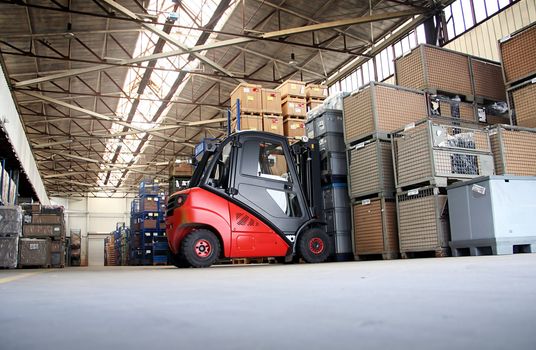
355, 252, 399, 261
400, 247, 450, 259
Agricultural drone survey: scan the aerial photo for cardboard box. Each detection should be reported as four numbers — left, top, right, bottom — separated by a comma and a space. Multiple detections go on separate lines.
168, 161, 193, 177
261, 88, 282, 114
262, 114, 284, 135
307, 98, 324, 111
19, 238, 50, 267
306, 84, 328, 99
284, 118, 306, 138
282, 96, 306, 117
23, 224, 64, 238
230, 83, 262, 113
232, 115, 263, 131
276, 80, 306, 98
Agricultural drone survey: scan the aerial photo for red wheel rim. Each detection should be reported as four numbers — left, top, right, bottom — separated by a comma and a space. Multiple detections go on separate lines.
309, 237, 324, 254
194, 239, 211, 258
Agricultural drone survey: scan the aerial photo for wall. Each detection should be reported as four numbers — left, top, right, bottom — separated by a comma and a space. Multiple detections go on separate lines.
51, 194, 136, 266
445, 0, 536, 61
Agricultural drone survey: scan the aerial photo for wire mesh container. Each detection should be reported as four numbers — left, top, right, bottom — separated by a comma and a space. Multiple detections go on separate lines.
342, 82, 427, 144
348, 137, 395, 199
499, 22, 536, 86
395, 44, 473, 99
507, 78, 536, 128
353, 196, 398, 259
396, 186, 450, 256
489, 124, 536, 176
469, 57, 506, 102
392, 119, 494, 189
428, 95, 477, 122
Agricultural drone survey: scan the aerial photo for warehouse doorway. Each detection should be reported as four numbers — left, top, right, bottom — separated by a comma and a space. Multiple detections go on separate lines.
87, 233, 108, 266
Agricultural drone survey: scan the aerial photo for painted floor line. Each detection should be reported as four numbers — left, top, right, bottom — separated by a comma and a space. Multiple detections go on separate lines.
0, 272, 42, 284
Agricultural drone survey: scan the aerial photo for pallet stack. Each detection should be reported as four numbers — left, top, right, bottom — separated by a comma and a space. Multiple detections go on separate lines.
276, 80, 307, 138
343, 82, 428, 260
500, 23, 536, 128
391, 119, 495, 258
169, 157, 193, 194
129, 179, 168, 266
70, 229, 81, 266
395, 43, 507, 125
306, 93, 352, 260
20, 204, 66, 268
0, 205, 22, 268
104, 234, 116, 266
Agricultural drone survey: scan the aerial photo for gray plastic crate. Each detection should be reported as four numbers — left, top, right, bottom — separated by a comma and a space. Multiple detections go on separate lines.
305, 121, 315, 139
328, 231, 353, 254
319, 133, 346, 153
447, 176, 536, 256
322, 183, 350, 209
321, 152, 347, 177
314, 110, 344, 136
325, 208, 352, 232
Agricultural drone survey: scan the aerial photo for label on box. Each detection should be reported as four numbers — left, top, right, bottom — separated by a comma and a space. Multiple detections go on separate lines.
243, 87, 250, 93
247, 96, 254, 101
296, 108, 302, 113
408, 189, 419, 196
478, 107, 486, 122
54, 227, 60, 232
307, 130, 314, 138
271, 125, 277, 130
472, 184, 486, 195
355, 142, 365, 149
362, 199, 371, 205
404, 122, 415, 131
532, 78, 536, 84
267, 96, 274, 101
29, 243, 39, 250
291, 84, 296, 89
313, 87, 319, 91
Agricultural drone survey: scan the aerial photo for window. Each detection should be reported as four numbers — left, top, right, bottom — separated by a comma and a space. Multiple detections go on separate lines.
266, 189, 302, 217
257, 142, 290, 181
204, 141, 232, 191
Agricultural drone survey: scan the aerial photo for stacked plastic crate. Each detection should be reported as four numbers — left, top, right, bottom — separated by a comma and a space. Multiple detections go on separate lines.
500, 23, 536, 128
342, 82, 429, 260
0, 205, 22, 268
306, 93, 352, 261
130, 179, 168, 265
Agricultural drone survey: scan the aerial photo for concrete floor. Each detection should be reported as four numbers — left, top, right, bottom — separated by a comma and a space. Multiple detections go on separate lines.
1, 255, 535, 350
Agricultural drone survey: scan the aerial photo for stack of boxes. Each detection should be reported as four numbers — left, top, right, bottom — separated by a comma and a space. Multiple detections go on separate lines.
305, 84, 328, 111
500, 23, 536, 128
129, 179, 167, 266
230, 83, 263, 132
306, 94, 352, 260
277, 80, 307, 138
104, 234, 116, 266
0, 205, 22, 268
19, 204, 66, 267
261, 87, 283, 135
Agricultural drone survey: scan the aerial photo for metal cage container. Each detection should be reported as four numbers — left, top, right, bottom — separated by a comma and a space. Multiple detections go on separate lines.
489, 124, 536, 176
353, 196, 398, 259
392, 119, 494, 189
396, 186, 450, 256
348, 137, 395, 199
499, 22, 536, 86
507, 79, 536, 128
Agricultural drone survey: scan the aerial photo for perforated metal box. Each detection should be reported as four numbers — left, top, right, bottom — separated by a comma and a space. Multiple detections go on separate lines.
499, 22, 536, 86
469, 57, 506, 101
489, 124, 536, 176
396, 186, 450, 254
353, 196, 398, 257
507, 79, 536, 128
392, 119, 494, 189
348, 137, 394, 199
342, 82, 427, 144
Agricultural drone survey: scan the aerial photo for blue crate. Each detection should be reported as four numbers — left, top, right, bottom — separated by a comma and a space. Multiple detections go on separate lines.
153, 242, 169, 251
153, 255, 168, 264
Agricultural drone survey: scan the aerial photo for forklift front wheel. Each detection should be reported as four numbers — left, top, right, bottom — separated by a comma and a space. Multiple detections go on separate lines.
298, 228, 331, 263
181, 229, 221, 268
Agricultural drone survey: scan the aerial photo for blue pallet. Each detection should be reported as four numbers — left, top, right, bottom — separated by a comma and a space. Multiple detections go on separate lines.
153, 255, 168, 264
153, 242, 169, 251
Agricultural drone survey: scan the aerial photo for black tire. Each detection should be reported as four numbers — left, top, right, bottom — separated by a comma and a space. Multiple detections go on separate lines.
181, 229, 221, 268
169, 251, 191, 268
298, 228, 331, 263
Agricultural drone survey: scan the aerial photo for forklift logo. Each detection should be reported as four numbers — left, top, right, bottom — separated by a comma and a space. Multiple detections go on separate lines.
236, 212, 259, 227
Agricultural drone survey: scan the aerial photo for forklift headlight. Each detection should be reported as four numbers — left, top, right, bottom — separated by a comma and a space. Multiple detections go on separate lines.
166, 194, 188, 217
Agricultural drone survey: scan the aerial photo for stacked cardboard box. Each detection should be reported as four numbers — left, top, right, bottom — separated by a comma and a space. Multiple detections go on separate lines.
261, 88, 283, 135
230, 83, 263, 132
276, 80, 306, 138
305, 84, 328, 111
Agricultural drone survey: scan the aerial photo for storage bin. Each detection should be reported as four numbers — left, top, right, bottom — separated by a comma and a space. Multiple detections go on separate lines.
19, 238, 50, 267
322, 183, 350, 209
314, 109, 343, 136
469, 57, 506, 101
325, 208, 351, 232
276, 80, 306, 98
499, 22, 536, 85
321, 152, 347, 177
318, 133, 345, 153
507, 79, 536, 128
489, 124, 536, 176
261, 88, 282, 114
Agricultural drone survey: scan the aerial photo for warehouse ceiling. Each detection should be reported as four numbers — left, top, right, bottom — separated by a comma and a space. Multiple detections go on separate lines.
0, 0, 448, 197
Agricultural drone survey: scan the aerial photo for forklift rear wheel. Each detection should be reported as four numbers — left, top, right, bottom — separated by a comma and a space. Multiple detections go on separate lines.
298, 228, 330, 263
181, 229, 221, 268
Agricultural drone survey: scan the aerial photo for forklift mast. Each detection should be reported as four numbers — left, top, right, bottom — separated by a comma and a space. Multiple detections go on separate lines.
290, 139, 324, 220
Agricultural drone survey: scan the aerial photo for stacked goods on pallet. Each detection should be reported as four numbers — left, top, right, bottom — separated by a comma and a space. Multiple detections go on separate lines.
342, 82, 428, 144
19, 238, 50, 267
129, 179, 168, 265
447, 176, 536, 256
392, 119, 494, 257
230, 83, 263, 132
396, 44, 507, 125
261, 89, 283, 135
305, 84, 328, 111
277, 80, 306, 138
104, 234, 116, 266
347, 137, 399, 260
169, 157, 193, 194
21, 205, 66, 268
489, 125, 536, 175
0, 205, 22, 268
70, 229, 81, 266
322, 183, 352, 261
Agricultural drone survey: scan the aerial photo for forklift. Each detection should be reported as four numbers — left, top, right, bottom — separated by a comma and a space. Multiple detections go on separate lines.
165, 131, 331, 268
